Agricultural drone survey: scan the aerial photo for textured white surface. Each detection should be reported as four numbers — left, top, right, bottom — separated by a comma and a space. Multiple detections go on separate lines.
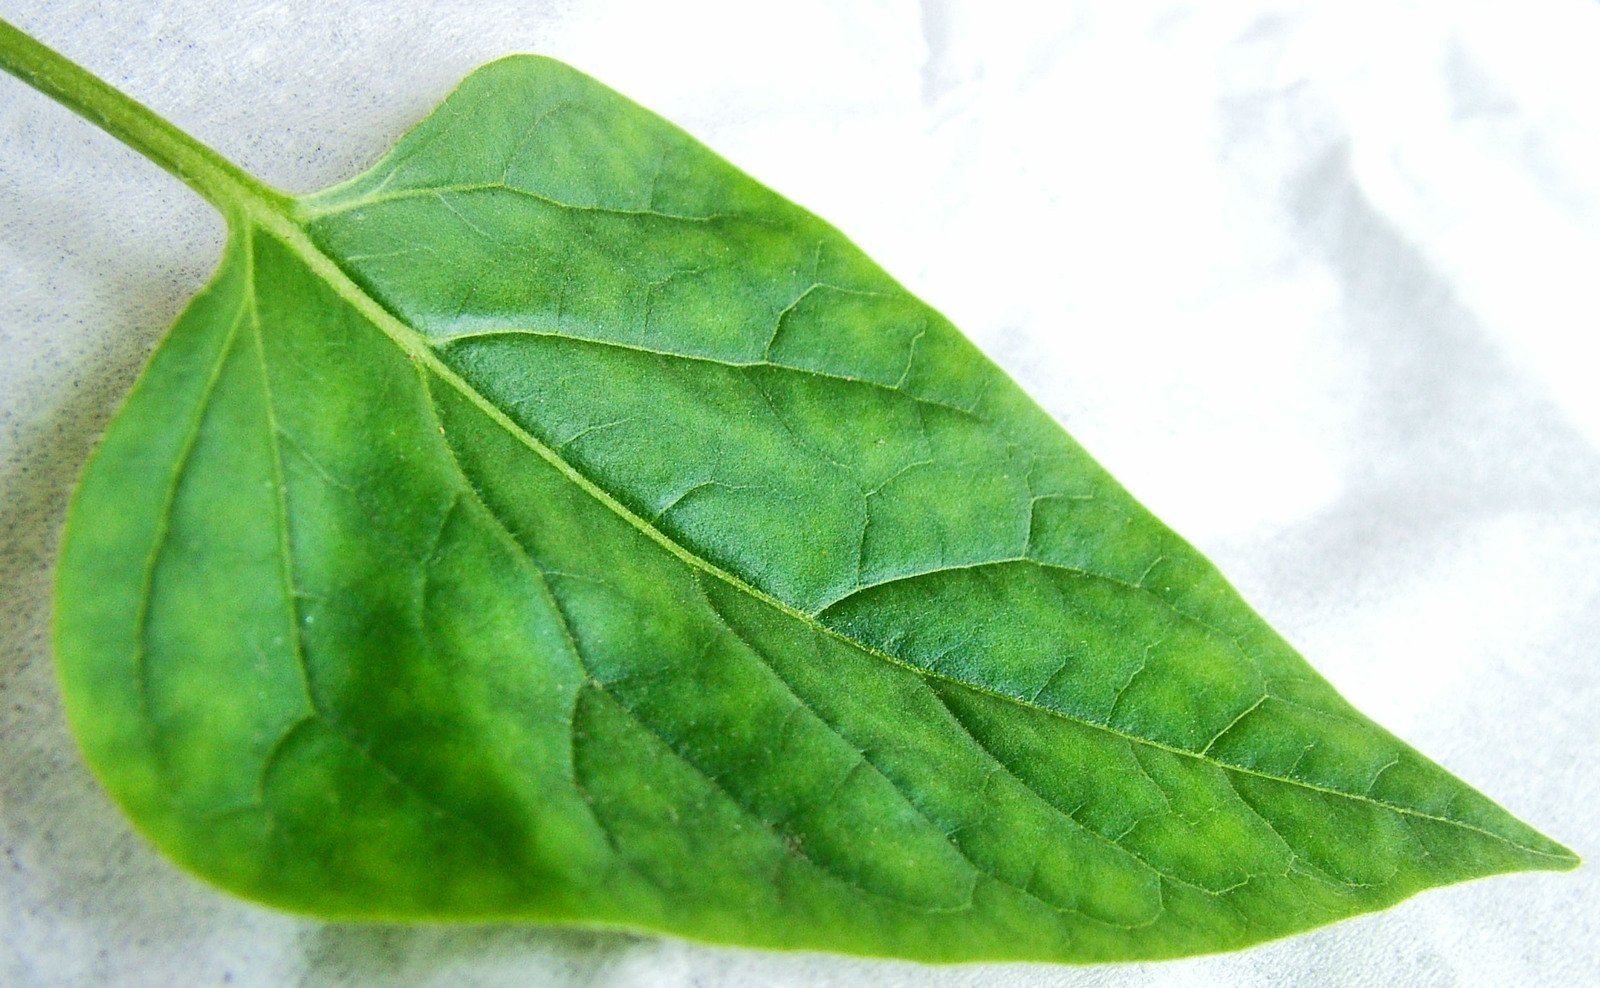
1, 1, 1597, 984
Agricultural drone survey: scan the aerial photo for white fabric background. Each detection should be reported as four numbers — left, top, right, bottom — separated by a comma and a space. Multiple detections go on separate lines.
1, 1, 1596, 984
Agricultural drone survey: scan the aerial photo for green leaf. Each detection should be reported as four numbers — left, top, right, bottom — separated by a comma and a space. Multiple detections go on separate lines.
3, 20, 1575, 963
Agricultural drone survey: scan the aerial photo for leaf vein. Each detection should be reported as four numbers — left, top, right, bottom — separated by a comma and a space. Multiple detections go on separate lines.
253, 220, 1569, 864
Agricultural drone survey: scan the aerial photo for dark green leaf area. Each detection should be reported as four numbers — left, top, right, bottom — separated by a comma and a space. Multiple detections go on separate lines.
55, 55, 1573, 962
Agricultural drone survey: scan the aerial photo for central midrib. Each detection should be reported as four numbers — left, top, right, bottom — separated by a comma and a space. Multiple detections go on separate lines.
239, 195, 1564, 865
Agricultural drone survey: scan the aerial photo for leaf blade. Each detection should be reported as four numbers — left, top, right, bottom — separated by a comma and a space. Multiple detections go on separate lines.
53, 53, 1574, 963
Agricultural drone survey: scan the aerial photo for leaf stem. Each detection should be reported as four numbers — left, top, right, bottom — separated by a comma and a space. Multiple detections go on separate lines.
0, 16, 286, 215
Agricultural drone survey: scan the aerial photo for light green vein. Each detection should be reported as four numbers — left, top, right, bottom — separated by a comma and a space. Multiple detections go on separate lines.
231, 204, 1574, 867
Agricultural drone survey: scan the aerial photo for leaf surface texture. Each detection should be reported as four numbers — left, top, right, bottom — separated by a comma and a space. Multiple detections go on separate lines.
53, 56, 1575, 962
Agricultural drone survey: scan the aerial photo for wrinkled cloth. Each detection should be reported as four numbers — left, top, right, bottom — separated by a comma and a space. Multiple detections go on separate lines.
1, 2, 1595, 985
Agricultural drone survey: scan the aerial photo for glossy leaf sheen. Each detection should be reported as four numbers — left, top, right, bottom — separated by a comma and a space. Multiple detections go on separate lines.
53, 57, 1574, 961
